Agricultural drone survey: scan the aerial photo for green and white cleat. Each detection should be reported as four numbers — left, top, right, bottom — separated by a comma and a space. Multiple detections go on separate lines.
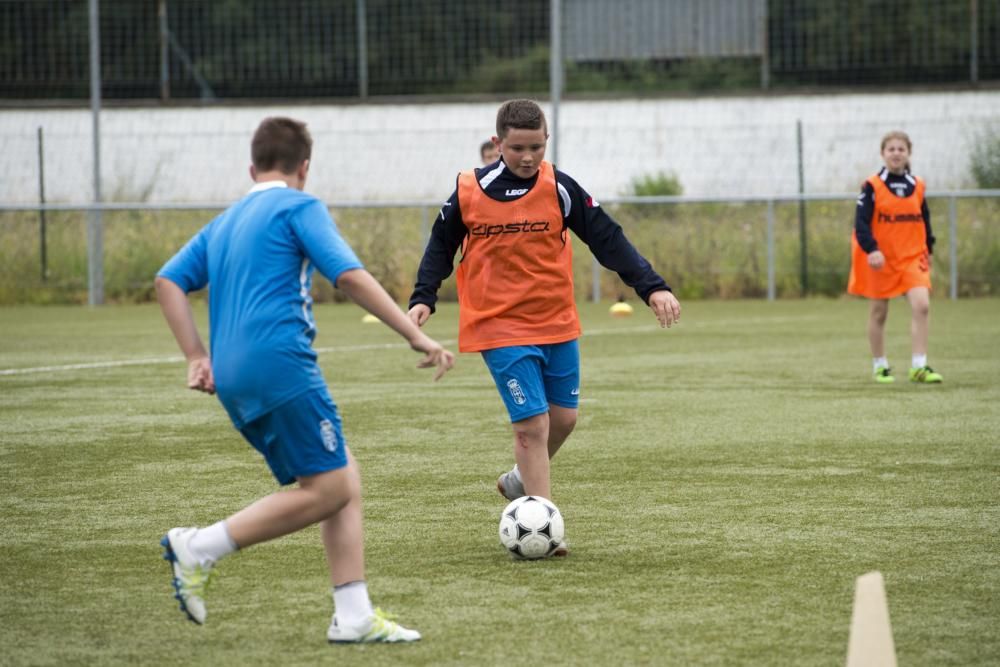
161, 527, 214, 625
873, 367, 895, 384
909, 366, 943, 383
328, 607, 422, 643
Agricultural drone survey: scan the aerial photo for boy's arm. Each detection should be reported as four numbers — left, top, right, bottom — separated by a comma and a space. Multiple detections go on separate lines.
155, 276, 215, 394
408, 191, 466, 322
557, 173, 679, 326
559, 174, 676, 302
337, 268, 455, 380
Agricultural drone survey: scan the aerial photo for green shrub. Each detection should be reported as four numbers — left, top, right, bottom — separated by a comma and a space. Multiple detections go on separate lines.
969, 127, 1000, 189
627, 171, 683, 197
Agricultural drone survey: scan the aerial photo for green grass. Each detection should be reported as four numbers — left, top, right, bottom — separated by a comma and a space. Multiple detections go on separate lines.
1, 299, 998, 666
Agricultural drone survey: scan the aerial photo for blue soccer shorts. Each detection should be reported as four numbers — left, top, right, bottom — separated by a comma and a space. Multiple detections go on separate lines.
238, 386, 349, 486
480, 340, 580, 423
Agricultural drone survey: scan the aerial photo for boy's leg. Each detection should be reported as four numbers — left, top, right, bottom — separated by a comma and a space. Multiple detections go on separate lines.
323, 449, 421, 643
319, 448, 365, 586
512, 412, 551, 500
547, 404, 578, 460
226, 466, 354, 547
541, 339, 580, 461
163, 388, 354, 625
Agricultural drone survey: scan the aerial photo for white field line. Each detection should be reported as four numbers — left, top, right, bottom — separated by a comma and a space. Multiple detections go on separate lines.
0, 314, 816, 377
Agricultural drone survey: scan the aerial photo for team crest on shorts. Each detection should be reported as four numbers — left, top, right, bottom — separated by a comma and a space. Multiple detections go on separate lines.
506, 378, 527, 405
319, 419, 338, 452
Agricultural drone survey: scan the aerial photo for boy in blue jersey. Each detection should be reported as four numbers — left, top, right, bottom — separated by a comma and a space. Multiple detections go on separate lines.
156, 116, 454, 643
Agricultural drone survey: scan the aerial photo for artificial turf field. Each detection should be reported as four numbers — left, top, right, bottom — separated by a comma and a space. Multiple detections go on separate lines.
1, 298, 997, 666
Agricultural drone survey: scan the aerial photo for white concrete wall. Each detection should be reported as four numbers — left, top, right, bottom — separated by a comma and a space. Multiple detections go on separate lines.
1, 90, 997, 205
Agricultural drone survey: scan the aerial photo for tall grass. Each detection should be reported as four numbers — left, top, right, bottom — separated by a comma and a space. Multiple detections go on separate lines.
1, 198, 998, 304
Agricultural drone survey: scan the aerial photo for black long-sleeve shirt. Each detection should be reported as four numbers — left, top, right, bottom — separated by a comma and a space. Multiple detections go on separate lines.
409, 159, 670, 312
854, 167, 934, 255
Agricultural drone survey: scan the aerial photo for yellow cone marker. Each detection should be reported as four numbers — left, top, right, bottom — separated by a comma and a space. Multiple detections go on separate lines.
361, 313, 380, 324
609, 302, 634, 317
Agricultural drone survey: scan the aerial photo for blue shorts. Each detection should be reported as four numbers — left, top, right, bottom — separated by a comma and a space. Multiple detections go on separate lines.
238, 387, 348, 486
480, 340, 580, 423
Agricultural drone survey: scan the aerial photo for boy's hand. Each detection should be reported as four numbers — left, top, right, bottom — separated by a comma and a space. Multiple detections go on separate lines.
187, 356, 216, 394
408, 303, 432, 327
412, 336, 455, 381
867, 250, 886, 270
648, 290, 681, 328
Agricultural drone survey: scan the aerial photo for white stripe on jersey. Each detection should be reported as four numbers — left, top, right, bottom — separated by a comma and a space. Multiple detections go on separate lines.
557, 182, 571, 218
478, 161, 506, 190
299, 258, 315, 332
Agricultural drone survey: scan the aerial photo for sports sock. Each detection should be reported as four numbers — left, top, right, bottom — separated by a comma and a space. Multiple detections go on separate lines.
872, 357, 889, 372
509, 464, 523, 484
911, 354, 927, 369
188, 520, 238, 567
333, 580, 374, 625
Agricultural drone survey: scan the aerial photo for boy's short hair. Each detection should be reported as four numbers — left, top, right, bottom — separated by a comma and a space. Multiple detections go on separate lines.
479, 140, 495, 158
495, 99, 547, 139
251, 117, 312, 174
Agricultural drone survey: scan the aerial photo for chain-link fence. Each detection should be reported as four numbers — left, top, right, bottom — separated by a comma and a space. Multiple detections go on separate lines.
2, 0, 997, 101
2, 193, 998, 305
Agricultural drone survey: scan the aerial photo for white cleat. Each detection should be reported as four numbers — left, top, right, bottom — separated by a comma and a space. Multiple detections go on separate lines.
161, 527, 214, 625
328, 608, 422, 643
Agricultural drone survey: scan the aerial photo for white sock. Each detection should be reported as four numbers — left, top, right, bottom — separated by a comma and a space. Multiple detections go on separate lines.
912, 354, 927, 369
188, 520, 238, 567
333, 581, 374, 625
872, 357, 889, 372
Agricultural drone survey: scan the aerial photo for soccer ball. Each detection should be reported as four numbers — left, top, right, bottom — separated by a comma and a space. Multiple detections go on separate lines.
498, 495, 565, 559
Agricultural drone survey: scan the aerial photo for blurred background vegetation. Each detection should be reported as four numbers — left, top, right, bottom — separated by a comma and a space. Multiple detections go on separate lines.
3, 198, 997, 305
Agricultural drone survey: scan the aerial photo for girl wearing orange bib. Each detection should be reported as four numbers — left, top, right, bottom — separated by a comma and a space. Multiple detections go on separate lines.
848, 131, 942, 384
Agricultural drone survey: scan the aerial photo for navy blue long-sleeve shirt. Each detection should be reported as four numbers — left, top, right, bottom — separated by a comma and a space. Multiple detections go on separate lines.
409, 159, 670, 312
854, 167, 934, 255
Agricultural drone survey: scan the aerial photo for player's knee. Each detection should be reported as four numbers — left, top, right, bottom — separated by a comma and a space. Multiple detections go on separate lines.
513, 413, 549, 448
552, 410, 577, 436
303, 465, 357, 516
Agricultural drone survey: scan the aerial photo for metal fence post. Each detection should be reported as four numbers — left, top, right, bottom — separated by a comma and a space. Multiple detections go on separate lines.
158, 0, 170, 101
357, 0, 368, 99
759, 0, 769, 90
970, 0, 979, 85
767, 199, 775, 300
949, 196, 958, 300
88, 0, 104, 305
796, 119, 807, 296
37, 126, 48, 282
549, 0, 562, 166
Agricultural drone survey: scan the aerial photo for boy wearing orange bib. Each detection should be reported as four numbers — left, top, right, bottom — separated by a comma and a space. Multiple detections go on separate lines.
848, 130, 942, 384
408, 100, 681, 553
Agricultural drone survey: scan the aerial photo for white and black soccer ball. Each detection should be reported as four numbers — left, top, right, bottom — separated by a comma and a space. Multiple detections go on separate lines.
498, 495, 565, 559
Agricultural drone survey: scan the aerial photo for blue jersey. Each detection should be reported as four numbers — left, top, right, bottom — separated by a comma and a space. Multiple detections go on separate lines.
158, 182, 363, 428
